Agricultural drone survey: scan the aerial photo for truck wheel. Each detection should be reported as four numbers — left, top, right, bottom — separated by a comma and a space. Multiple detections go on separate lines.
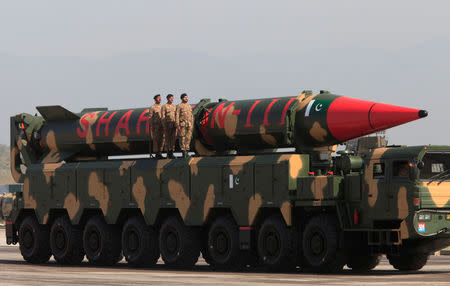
159, 216, 200, 267
257, 215, 295, 271
122, 216, 159, 266
50, 216, 84, 265
347, 254, 380, 272
387, 253, 429, 271
19, 216, 52, 264
83, 216, 122, 266
302, 214, 345, 272
205, 215, 242, 269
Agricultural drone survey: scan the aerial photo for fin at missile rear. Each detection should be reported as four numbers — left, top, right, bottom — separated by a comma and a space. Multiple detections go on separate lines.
36, 105, 80, 121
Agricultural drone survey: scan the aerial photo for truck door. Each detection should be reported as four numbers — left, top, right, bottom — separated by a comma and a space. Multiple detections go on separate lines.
389, 159, 412, 219
366, 159, 390, 219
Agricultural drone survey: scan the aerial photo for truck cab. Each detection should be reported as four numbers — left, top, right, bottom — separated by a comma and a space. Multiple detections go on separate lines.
359, 146, 450, 252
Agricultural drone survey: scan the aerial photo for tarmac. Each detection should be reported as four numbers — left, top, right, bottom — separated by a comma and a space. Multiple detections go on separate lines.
1, 227, 449, 285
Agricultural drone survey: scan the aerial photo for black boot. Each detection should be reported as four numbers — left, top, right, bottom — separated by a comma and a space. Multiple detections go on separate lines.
167, 151, 175, 159
155, 152, 163, 159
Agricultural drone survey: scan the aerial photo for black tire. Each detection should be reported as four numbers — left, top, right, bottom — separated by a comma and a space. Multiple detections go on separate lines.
159, 216, 200, 267
257, 215, 295, 271
347, 254, 381, 272
122, 216, 159, 266
302, 214, 345, 273
387, 253, 429, 271
83, 216, 122, 266
18, 216, 52, 264
201, 228, 214, 265
50, 216, 84, 265
205, 215, 242, 269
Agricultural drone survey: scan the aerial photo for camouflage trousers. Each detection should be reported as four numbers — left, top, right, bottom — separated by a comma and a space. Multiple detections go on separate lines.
151, 125, 165, 153
178, 125, 193, 151
165, 126, 177, 152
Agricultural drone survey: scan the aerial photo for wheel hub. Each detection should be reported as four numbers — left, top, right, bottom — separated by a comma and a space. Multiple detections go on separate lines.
264, 231, 280, 257
166, 231, 178, 254
215, 231, 229, 255
55, 229, 67, 250
310, 232, 325, 256
127, 230, 139, 251
88, 230, 100, 252
23, 229, 34, 249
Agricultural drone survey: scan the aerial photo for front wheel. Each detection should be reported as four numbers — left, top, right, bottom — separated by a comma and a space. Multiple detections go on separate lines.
387, 253, 429, 271
347, 253, 381, 272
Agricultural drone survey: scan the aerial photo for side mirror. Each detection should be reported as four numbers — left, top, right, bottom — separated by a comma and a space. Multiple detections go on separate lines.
417, 161, 425, 169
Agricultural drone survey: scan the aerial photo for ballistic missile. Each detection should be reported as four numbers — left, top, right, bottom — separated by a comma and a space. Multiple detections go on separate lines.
194, 91, 428, 154
11, 91, 427, 163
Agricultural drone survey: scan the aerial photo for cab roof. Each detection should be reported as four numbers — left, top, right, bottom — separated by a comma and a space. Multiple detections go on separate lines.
363, 145, 450, 160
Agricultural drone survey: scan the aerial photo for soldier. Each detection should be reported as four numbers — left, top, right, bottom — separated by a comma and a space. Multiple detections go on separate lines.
149, 94, 164, 159
162, 94, 177, 158
176, 93, 194, 158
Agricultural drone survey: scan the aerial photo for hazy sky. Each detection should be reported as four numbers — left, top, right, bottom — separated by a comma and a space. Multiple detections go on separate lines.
1, 1, 449, 145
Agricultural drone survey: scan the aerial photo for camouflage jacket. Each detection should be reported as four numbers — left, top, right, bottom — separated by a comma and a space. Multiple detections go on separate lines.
162, 103, 176, 127
149, 104, 163, 128
175, 102, 194, 128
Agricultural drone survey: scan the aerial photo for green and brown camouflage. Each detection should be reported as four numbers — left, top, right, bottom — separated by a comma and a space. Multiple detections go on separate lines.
5, 91, 447, 272
10, 91, 427, 168
7, 154, 308, 227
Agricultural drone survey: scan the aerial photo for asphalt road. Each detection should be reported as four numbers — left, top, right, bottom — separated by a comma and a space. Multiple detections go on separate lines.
1, 228, 449, 285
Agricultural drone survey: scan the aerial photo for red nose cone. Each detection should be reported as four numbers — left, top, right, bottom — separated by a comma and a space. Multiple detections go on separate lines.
327, 96, 427, 142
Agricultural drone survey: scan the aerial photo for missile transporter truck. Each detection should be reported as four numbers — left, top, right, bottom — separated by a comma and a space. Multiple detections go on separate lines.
4, 90, 450, 272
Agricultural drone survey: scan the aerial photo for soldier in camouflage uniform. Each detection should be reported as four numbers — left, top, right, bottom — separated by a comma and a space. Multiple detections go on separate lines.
149, 94, 164, 159
176, 93, 194, 158
162, 94, 177, 158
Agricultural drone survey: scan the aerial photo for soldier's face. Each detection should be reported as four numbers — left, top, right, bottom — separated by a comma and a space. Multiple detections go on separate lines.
167, 96, 174, 104
155, 96, 161, 104
182, 96, 189, 103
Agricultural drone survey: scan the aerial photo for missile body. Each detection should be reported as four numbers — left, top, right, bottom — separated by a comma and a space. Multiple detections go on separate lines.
12, 91, 427, 163
37, 107, 150, 162
195, 91, 427, 154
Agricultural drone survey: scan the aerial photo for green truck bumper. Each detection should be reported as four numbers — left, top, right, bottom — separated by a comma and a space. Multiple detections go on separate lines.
413, 209, 450, 237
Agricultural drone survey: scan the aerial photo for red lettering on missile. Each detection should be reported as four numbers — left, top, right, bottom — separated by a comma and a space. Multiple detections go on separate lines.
263, 98, 281, 126
136, 108, 150, 135
280, 97, 296, 125
96, 111, 117, 136
77, 113, 96, 138
210, 102, 236, 129
115, 110, 134, 135
244, 100, 263, 127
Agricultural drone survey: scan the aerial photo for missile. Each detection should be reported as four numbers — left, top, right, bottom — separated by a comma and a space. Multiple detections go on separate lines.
195, 91, 428, 154
11, 91, 428, 163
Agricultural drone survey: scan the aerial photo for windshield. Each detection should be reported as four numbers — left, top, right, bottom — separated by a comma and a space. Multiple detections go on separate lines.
419, 152, 450, 181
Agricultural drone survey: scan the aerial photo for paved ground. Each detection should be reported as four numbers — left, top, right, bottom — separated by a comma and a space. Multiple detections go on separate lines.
1, 228, 449, 285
